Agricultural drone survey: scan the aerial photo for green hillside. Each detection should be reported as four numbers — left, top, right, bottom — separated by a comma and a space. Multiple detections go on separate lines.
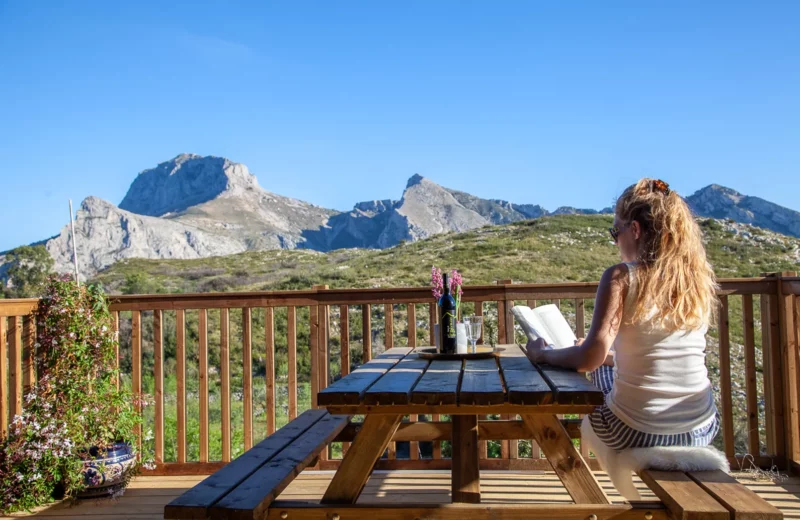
94, 214, 800, 293
91, 214, 800, 464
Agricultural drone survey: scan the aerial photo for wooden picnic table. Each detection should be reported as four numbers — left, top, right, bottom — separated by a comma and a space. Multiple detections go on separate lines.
165, 342, 783, 520
317, 344, 608, 506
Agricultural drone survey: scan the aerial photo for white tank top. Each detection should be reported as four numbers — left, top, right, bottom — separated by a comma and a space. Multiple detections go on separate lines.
605, 262, 717, 434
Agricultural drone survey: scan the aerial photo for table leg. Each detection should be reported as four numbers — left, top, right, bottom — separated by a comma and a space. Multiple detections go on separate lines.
521, 414, 610, 504
321, 414, 403, 504
452, 414, 480, 503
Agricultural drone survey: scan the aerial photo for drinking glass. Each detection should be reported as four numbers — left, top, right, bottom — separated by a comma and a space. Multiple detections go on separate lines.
465, 315, 483, 353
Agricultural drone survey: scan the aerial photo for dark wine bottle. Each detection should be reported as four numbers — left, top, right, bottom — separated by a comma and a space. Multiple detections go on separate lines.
438, 273, 457, 354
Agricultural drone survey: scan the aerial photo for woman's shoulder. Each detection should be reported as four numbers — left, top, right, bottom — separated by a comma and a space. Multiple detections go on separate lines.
602, 262, 633, 285
600, 263, 634, 305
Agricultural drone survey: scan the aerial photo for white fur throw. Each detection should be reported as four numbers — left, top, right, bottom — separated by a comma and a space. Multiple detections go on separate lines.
581, 416, 730, 501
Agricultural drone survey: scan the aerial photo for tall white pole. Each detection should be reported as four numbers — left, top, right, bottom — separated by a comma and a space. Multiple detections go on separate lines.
69, 199, 80, 285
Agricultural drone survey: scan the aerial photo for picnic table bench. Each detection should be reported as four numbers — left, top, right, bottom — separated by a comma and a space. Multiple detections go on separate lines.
165, 344, 782, 520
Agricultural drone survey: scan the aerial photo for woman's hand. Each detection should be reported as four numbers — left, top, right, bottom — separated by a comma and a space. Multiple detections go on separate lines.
525, 337, 549, 364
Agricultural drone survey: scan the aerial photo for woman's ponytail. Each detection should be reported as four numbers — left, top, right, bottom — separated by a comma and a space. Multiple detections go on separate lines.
616, 179, 717, 331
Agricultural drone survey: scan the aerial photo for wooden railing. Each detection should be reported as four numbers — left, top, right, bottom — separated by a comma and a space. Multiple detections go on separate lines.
1, 273, 798, 476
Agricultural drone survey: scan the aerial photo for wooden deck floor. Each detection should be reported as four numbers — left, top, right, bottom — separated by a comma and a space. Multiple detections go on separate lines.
4, 471, 800, 519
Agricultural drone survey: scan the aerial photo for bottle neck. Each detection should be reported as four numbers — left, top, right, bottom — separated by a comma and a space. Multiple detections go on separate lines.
442, 274, 450, 295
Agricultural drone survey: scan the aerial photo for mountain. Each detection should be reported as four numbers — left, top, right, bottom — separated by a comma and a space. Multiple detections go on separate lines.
3, 153, 799, 280
302, 174, 606, 250
687, 184, 800, 238
19, 154, 336, 279
119, 154, 259, 216
44, 196, 247, 275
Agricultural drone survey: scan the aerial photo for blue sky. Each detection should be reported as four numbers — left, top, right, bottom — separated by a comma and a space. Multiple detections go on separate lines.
1, 1, 798, 251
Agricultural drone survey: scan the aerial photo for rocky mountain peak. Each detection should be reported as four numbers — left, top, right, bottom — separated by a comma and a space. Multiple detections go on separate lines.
406, 173, 426, 189
81, 195, 116, 213
691, 184, 745, 205
353, 199, 396, 216
687, 184, 800, 238
119, 154, 260, 217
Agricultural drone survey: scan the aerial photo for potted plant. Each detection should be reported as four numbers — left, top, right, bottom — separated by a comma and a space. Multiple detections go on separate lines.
0, 276, 151, 513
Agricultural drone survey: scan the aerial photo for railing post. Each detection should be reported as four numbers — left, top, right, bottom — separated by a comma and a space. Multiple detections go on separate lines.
496, 280, 515, 460
718, 295, 735, 460
264, 307, 276, 435
311, 293, 319, 409
242, 307, 253, 451
22, 315, 35, 396
495, 280, 514, 345
198, 309, 209, 462
153, 309, 164, 464
311, 285, 330, 411
131, 310, 142, 457
312, 285, 330, 463
761, 273, 785, 460
775, 271, 799, 469
220, 308, 231, 463
363, 304, 372, 363
0, 317, 6, 435
8, 316, 21, 420
287, 306, 298, 420
176, 309, 186, 463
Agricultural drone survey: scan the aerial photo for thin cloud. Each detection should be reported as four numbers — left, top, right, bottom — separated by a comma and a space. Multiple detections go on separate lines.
176, 30, 256, 63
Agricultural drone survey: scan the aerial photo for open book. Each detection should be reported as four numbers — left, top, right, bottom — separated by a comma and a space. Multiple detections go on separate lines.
511, 304, 577, 348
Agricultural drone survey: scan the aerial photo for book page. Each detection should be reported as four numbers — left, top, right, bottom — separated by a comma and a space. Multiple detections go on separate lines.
511, 305, 554, 345
530, 304, 577, 348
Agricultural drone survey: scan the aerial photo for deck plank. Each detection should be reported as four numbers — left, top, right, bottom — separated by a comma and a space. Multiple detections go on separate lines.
363, 354, 430, 405
498, 346, 553, 405
535, 365, 603, 405
460, 358, 505, 406
318, 348, 413, 406
5, 472, 799, 520
410, 360, 462, 406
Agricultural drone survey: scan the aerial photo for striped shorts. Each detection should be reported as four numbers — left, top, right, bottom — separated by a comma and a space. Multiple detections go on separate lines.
588, 365, 720, 451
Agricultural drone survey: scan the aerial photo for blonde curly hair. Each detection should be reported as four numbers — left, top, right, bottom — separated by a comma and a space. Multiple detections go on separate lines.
616, 178, 718, 331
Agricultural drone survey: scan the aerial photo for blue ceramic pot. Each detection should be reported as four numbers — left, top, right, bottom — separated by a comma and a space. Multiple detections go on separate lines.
79, 443, 136, 498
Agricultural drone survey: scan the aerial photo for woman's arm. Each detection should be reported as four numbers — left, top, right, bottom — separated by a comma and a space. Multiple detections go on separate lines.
526, 263, 628, 372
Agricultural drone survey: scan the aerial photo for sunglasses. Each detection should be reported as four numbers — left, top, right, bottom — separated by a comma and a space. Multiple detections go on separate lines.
608, 223, 628, 243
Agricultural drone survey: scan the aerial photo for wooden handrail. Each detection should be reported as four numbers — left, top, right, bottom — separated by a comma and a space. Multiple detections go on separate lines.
0, 277, 780, 315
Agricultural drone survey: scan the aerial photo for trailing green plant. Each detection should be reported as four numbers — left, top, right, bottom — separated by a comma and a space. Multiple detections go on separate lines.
0, 275, 151, 513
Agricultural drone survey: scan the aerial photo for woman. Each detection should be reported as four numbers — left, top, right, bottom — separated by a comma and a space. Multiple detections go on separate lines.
525, 178, 720, 452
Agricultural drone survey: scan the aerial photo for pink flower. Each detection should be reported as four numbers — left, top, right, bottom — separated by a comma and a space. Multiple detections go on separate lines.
430, 266, 444, 300
450, 269, 463, 297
